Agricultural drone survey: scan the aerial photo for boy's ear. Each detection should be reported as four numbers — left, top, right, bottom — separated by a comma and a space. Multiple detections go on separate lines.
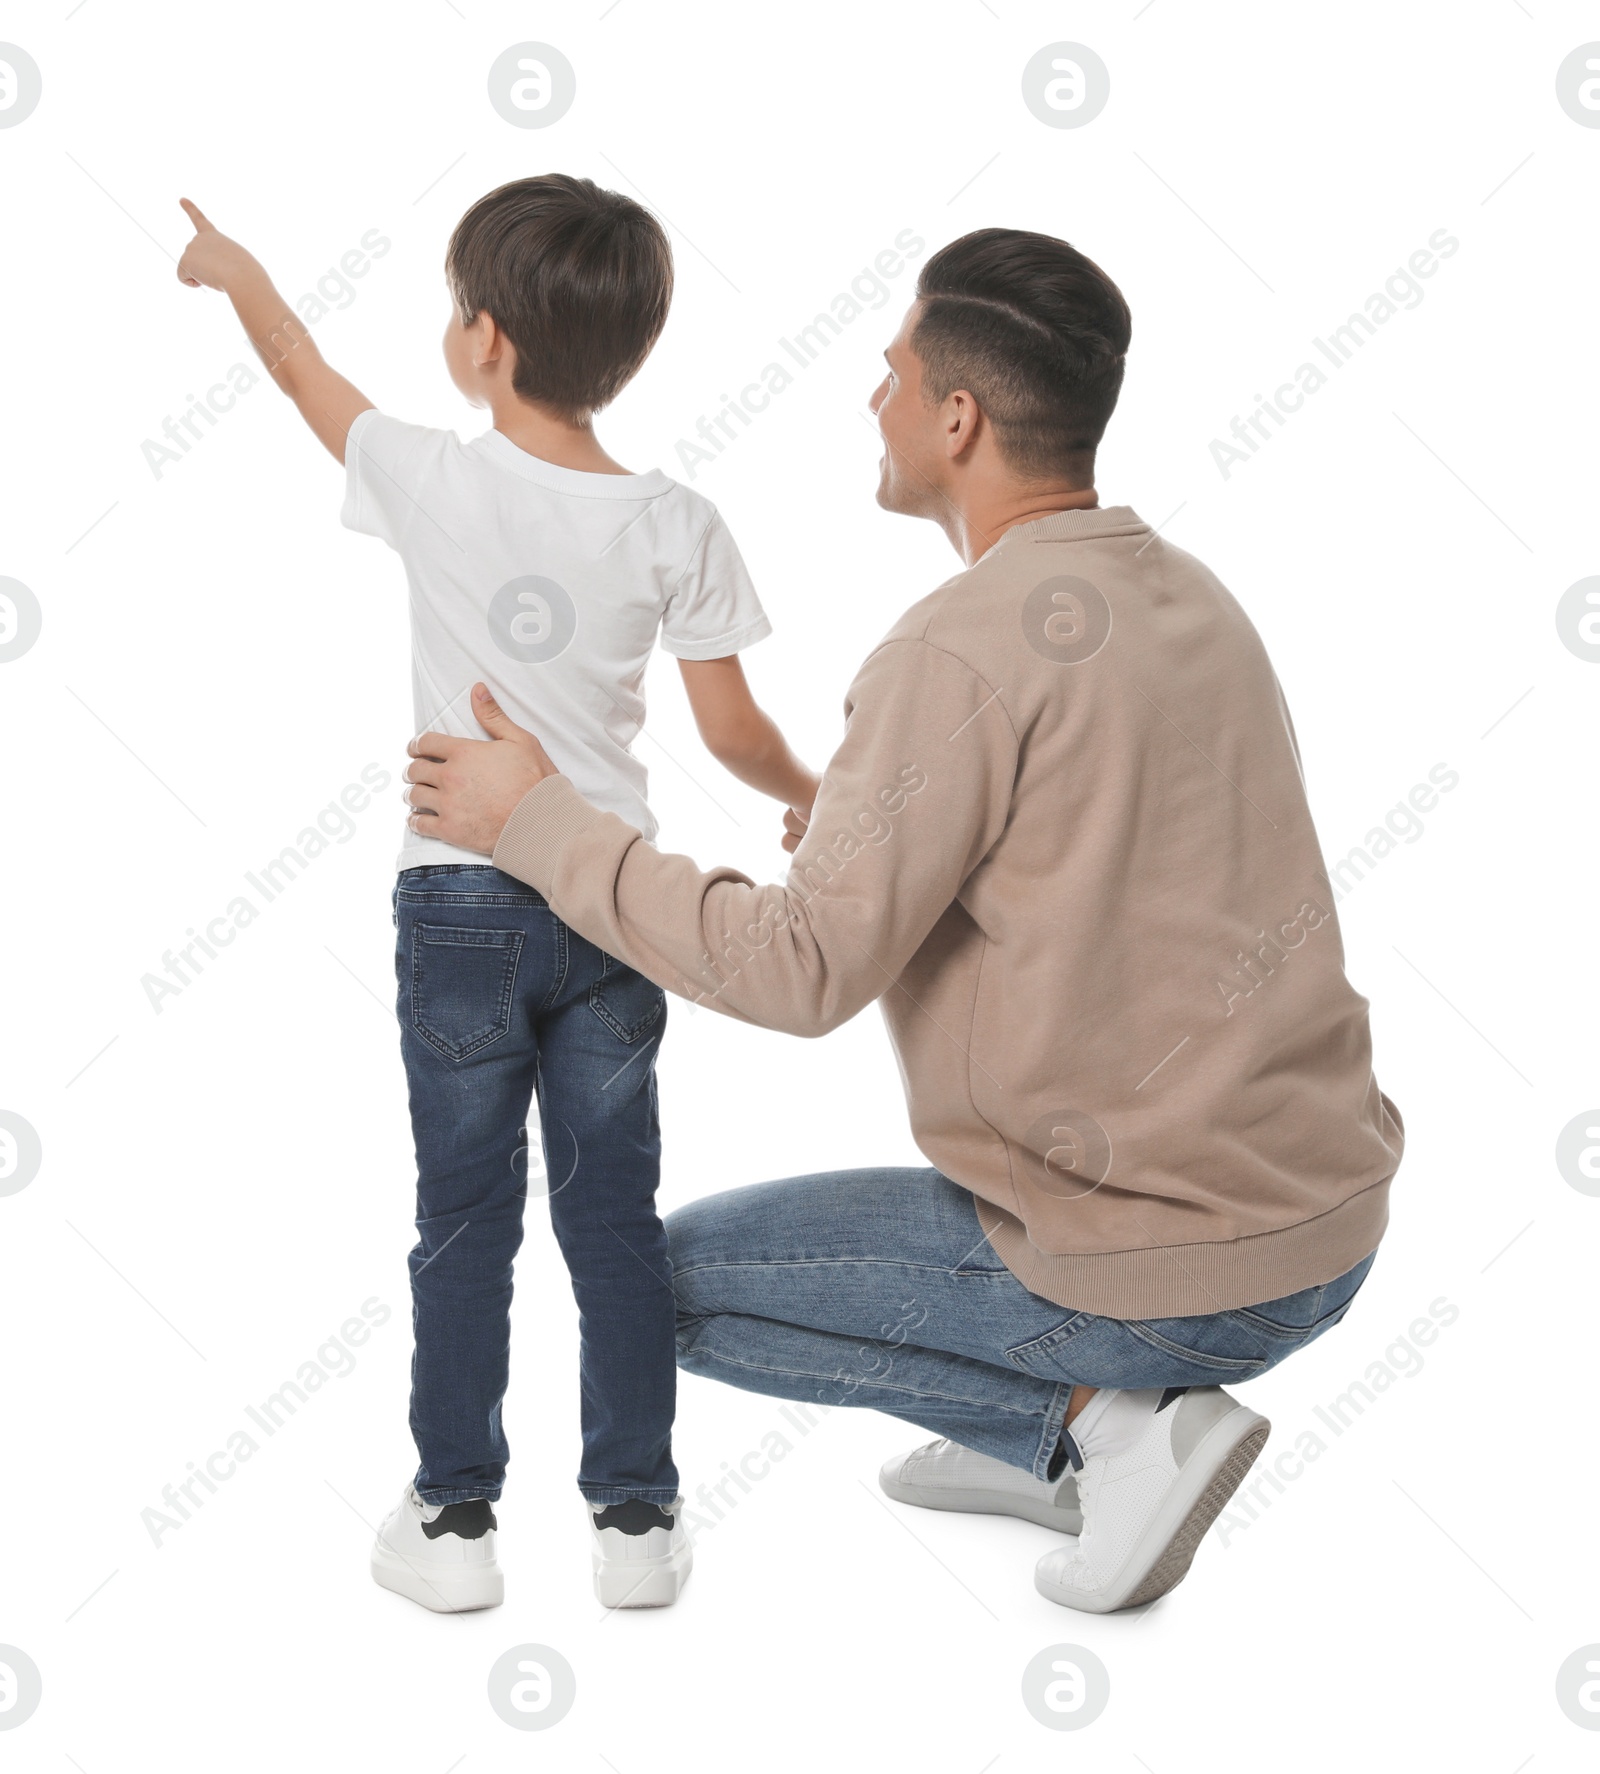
472, 309, 505, 369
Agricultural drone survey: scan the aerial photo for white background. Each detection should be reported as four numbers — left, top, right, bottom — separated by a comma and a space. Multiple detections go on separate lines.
1, 0, 1596, 1765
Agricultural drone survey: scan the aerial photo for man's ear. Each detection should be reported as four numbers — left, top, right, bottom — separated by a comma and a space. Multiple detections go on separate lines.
943, 388, 984, 463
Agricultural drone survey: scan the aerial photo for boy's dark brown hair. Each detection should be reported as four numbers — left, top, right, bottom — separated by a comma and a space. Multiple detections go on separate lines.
913, 227, 1131, 483
446, 174, 673, 421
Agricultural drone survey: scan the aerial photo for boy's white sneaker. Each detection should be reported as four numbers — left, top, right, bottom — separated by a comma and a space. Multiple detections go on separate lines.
1035, 1386, 1269, 1614
370, 1485, 504, 1613
879, 1438, 1083, 1533
589, 1498, 692, 1608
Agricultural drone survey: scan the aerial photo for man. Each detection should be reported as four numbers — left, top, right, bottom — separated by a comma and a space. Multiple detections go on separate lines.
402, 227, 1404, 1614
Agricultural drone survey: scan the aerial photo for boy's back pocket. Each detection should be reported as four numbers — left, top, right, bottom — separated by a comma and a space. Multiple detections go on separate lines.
410, 925, 524, 1061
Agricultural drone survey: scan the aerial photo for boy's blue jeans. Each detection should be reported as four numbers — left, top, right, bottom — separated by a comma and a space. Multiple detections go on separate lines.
394, 865, 678, 1507
668, 1168, 1375, 1480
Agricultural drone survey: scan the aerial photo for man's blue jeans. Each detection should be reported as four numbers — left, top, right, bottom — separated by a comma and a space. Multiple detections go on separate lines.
668, 1168, 1373, 1481
395, 865, 678, 1507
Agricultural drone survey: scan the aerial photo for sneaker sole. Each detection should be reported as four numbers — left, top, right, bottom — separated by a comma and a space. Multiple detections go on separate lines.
879, 1467, 1083, 1535
371, 1545, 504, 1613
593, 1542, 693, 1609
1036, 1411, 1270, 1614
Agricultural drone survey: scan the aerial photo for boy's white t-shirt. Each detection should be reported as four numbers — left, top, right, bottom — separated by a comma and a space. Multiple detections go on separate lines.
341, 409, 771, 871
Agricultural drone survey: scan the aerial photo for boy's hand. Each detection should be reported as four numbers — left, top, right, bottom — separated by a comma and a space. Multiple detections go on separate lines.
677, 656, 820, 826
173, 196, 373, 462
780, 772, 820, 852
175, 198, 259, 294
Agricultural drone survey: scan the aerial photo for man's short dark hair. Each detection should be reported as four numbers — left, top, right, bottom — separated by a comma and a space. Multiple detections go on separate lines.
446, 174, 673, 421
913, 228, 1131, 479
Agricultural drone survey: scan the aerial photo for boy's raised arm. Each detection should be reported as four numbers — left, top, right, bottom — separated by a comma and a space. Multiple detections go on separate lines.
175, 198, 373, 463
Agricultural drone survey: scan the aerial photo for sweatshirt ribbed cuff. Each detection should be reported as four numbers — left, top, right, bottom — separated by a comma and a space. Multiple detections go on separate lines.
491, 774, 606, 896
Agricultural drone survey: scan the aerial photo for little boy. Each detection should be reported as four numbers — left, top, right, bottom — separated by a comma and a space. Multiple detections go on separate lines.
177, 175, 817, 1612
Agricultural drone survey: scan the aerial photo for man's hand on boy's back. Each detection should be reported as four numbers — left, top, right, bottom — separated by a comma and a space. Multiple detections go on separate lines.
175, 197, 373, 463
413, 685, 814, 859
405, 685, 560, 855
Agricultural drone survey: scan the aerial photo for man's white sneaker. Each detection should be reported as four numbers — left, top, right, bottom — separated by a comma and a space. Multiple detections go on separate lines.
589, 1498, 692, 1609
879, 1438, 1083, 1533
370, 1485, 504, 1613
1035, 1386, 1269, 1614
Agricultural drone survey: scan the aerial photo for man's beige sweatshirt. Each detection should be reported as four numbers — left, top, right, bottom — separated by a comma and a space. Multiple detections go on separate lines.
493, 505, 1404, 1319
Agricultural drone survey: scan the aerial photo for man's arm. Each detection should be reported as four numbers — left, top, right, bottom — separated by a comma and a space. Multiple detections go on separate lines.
176, 199, 372, 463
677, 655, 820, 819
405, 644, 1017, 1036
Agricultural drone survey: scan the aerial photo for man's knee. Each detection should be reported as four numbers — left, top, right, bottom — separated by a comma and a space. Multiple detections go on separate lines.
665, 1196, 738, 1357
666, 1220, 708, 1341
662, 1194, 717, 1291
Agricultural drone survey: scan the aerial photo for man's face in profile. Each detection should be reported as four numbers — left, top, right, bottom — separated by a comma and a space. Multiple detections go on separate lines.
869, 302, 945, 521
